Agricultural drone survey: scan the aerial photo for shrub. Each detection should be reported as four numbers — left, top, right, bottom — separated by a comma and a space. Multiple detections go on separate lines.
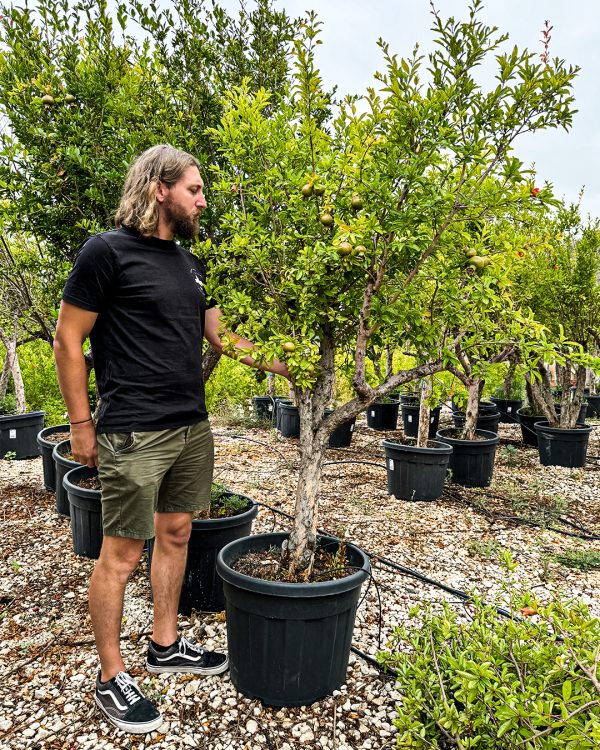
379, 562, 600, 748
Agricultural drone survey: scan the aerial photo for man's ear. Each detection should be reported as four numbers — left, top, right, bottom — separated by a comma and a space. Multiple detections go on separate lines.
155, 180, 169, 204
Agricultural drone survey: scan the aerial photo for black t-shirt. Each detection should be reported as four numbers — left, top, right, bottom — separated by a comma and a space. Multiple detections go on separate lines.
62, 227, 213, 432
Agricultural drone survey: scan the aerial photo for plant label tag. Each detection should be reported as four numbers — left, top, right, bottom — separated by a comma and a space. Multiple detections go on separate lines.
430, 416, 435, 423
9, 430, 16, 439
350, 424, 354, 431
370, 410, 375, 417
268, 404, 273, 411
407, 415, 412, 422
388, 459, 394, 470
507, 407, 512, 412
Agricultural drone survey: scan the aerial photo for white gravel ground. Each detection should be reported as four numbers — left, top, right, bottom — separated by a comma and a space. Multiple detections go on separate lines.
1, 410, 599, 749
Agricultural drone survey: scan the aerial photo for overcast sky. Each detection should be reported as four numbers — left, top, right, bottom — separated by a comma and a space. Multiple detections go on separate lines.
219, 0, 600, 220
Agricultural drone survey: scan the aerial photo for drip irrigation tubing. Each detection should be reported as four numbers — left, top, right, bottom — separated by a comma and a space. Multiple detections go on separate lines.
443, 488, 600, 541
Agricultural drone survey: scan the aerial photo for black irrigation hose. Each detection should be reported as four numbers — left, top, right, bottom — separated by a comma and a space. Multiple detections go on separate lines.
443, 488, 600, 541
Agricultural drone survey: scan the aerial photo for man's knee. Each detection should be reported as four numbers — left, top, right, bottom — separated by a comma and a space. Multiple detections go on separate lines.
154, 512, 192, 549
96, 536, 145, 582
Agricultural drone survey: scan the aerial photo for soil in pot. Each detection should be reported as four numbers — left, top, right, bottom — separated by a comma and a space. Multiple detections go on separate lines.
217, 532, 369, 707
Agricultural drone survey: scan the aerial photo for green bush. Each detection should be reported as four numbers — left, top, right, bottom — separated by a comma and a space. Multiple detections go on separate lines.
204, 356, 288, 414
16, 340, 66, 424
379, 560, 600, 748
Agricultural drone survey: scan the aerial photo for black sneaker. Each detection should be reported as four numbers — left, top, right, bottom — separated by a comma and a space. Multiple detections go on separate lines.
94, 671, 162, 734
146, 636, 229, 675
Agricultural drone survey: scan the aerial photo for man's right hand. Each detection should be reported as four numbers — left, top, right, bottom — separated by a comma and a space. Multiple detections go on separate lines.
70, 421, 98, 468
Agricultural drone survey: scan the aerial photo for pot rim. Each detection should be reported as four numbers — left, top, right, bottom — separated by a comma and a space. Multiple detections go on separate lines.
436, 428, 500, 446
533, 420, 592, 434
383, 438, 452, 455
217, 531, 370, 598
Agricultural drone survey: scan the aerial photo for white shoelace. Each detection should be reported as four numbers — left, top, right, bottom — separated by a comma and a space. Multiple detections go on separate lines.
115, 672, 141, 705
179, 636, 204, 656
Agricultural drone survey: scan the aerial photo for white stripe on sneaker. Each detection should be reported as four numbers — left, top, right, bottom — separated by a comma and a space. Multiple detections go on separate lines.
96, 687, 128, 712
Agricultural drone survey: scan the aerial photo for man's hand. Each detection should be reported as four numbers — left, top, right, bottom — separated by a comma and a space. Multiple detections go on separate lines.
70, 421, 98, 468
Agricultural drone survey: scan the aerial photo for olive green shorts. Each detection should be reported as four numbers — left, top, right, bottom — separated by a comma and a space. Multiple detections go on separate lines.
96, 420, 214, 540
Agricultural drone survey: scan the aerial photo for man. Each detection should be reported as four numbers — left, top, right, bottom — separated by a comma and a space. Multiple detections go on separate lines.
54, 145, 288, 734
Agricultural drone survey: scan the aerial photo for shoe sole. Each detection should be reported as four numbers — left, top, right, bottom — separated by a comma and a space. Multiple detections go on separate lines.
94, 695, 163, 734
145, 656, 229, 676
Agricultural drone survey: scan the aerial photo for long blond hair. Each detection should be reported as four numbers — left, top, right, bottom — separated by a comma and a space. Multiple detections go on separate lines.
114, 145, 200, 237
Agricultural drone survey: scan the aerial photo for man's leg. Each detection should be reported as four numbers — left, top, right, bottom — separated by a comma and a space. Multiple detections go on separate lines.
150, 511, 193, 647
89, 536, 146, 682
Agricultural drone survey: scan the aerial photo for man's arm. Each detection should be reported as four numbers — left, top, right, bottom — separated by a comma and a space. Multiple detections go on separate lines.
204, 306, 290, 380
53, 301, 99, 467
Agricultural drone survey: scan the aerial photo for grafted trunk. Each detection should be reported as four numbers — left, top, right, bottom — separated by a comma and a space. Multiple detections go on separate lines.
416, 378, 432, 447
461, 380, 480, 440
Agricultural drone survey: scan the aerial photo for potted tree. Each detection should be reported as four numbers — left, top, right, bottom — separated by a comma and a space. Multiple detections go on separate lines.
206, 5, 577, 705
513, 204, 600, 467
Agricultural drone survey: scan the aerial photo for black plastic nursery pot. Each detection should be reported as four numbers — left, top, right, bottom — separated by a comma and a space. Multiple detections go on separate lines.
516, 408, 544, 447
399, 393, 418, 405
383, 438, 452, 501
37, 424, 70, 491
63, 465, 103, 559
400, 404, 442, 439
586, 395, 600, 418
252, 396, 274, 421
324, 410, 356, 448
148, 493, 258, 614
490, 397, 523, 424
436, 428, 500, 488
272, 396, 291, 427
217, 532, 370, 707
366, 400, 400, 431
0, 411, 45, 460
278, 402, 300, 438
451, 410, 501, 435
534, 421, 593, 468
52, 440, 82, 516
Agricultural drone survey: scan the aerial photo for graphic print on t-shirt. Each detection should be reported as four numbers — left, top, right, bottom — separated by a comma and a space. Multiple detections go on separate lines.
190, 268, 205, 294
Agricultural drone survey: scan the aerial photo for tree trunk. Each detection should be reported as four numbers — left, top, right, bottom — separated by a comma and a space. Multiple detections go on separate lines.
0, 353, 10, 399
525, 362, 558, 426
202, 344, 221, 383
385, 347, 394, 380
416, 378, 432, 447
0, 324, 26, 414
283, 332, 336, 577
267, 372, 275, 396
561, 362, 586, 428
461, 380, 480, 440
503, 360, 516, 398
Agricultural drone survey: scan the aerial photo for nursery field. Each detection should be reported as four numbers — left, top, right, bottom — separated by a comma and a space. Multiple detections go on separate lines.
1, 408, 599, 750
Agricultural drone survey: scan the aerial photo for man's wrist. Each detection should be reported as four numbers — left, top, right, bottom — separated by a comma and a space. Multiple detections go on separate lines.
70, 416, 93, 426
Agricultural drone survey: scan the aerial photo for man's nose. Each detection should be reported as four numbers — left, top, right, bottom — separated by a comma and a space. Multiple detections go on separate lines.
197, 193, 207, 209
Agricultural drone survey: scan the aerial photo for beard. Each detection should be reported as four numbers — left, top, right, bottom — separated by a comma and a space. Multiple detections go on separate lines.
163, 195, 200, 240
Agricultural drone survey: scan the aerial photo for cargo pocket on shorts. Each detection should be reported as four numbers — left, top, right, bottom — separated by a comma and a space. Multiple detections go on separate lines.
106, 432, 138, 455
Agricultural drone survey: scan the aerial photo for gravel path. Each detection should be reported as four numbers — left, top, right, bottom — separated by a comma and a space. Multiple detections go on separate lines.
1, 412, 599, 749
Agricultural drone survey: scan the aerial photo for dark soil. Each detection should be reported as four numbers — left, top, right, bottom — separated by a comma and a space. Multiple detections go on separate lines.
76, 477, 101, 490
195, 503, 248, 519
441, 429, 491, 441
232, 542, 355, 583
43, 431, 71, 444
